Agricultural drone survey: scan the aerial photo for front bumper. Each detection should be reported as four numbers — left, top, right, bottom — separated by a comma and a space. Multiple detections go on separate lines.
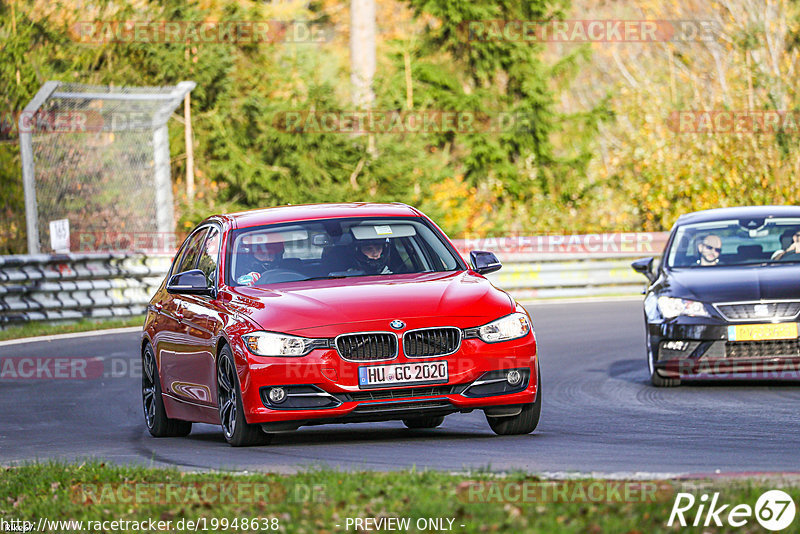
233, 332, 538, 427
649, 321, 800, 379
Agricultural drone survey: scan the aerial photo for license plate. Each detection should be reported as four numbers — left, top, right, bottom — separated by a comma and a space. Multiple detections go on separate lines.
358, 361, 448, 388
728, 323, 799, 342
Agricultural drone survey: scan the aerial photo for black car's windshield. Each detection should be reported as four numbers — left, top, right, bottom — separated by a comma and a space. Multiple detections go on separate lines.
227, 217, 462, 286
667, 217, 800, 268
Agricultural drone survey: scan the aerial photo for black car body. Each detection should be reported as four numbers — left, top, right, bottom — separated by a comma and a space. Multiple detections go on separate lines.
632, 206, 800, 386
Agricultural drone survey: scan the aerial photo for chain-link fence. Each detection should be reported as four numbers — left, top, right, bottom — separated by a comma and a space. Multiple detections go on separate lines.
19, 81, 195, 254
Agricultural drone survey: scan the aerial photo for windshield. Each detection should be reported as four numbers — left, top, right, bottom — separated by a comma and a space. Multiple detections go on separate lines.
226, 217, 462, 286
666, 217, 800, 268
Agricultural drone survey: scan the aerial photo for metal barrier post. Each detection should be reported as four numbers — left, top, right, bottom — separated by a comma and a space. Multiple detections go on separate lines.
20, 81, 60, 255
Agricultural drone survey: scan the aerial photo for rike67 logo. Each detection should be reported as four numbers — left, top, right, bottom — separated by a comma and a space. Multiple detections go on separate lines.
668, 489, 796, 531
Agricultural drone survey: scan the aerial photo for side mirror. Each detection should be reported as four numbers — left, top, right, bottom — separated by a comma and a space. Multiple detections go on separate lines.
470, 250, 502, 275
631, 257, 656, 283
167, 269, 215, 297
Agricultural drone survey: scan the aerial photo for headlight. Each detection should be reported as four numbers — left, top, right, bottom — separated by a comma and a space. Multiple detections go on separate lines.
657, 296, 709, 319
478, 312, 531, 343
242, 332, 322, 357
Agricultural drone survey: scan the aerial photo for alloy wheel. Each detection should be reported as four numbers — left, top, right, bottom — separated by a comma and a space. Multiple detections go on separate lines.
142, 348, 157, 429
218, 356, 237, 438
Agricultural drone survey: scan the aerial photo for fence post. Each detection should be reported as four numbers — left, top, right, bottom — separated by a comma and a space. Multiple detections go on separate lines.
152, 125, 174, 236
20, 81, 60, 255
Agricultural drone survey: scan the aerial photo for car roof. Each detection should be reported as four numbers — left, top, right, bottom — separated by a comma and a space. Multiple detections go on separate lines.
675, 205, 800, 226
211, 202, 424, 229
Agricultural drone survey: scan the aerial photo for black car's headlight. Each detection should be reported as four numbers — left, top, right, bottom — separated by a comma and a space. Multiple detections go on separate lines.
476, 312, 531, 343
242, 332, 326, 357
657, 296, 710, 319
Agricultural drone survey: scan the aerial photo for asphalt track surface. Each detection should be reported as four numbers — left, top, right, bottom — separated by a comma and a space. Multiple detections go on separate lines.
2, 300, 800, 476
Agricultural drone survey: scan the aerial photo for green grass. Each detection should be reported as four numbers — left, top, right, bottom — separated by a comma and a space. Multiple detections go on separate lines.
0, 316, 144, 341
1, 462, 797, 533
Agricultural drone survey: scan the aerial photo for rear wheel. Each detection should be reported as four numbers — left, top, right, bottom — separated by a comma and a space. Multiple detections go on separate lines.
142, 343, 192, 437
217, 345, 271, 447
403, 416, 445, 429
486, 363, 541, 436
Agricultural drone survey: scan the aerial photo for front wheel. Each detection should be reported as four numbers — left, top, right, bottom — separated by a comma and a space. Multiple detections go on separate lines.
650, 368, 681, 387
646, 330, 680, 387
142, 343, 192, 437
217, 346, 271, 447
486, 364, 542, 436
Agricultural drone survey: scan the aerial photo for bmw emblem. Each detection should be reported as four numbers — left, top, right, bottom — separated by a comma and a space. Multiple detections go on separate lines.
390, 320, 405, 330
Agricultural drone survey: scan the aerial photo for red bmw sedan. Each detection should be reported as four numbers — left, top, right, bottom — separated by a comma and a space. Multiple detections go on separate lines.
142, 203, 540, 446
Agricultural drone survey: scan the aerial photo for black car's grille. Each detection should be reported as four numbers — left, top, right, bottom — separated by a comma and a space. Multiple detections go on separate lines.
716, 302, 800, 321
725, 340, 800, 359
336, 333, 397, 361
403, 327, 461, 358
349, 385, 457, 402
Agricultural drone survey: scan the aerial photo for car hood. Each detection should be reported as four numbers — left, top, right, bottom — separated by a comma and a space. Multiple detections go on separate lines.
663, 265, 800, 302
227, 271, 514, 335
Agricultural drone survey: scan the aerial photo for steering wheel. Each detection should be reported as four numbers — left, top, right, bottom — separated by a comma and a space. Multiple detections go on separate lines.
255, 269, 308, 284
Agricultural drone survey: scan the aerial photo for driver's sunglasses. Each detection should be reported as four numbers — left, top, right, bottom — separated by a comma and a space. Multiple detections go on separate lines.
794, 232, 800, 238
702, 243, 721, 253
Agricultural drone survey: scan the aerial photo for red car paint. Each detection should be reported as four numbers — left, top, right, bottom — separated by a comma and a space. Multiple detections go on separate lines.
142, 203, 538, 436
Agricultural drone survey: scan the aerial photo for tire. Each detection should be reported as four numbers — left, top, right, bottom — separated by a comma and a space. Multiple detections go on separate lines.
486, 363, 542, 436
217, 345, 271, 447
646, 329, 681, 387
142, 343, 192, 437
651, 369, 681, 387
403, 416, 445, 429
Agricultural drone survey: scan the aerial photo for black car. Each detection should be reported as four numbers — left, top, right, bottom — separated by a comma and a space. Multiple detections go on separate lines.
632, 206, 800, 386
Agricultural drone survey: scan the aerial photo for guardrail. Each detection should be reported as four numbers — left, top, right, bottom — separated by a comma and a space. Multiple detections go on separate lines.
452, 232, 669, 300
485, 256, 649, 299
0, 232, 668, 326
0, 254, 170, 327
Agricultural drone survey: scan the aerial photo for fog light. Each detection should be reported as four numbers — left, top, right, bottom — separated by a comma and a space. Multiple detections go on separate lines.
664, 341, 689, 351
268, 387, 287, 404
506, 370, 522, 386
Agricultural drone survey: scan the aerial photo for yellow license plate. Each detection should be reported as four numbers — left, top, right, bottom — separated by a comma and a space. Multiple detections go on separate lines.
728, 323, 799, 342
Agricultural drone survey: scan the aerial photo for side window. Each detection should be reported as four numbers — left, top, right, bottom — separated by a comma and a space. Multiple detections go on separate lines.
174, 229, 208, 274
196, 227, 220, 286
